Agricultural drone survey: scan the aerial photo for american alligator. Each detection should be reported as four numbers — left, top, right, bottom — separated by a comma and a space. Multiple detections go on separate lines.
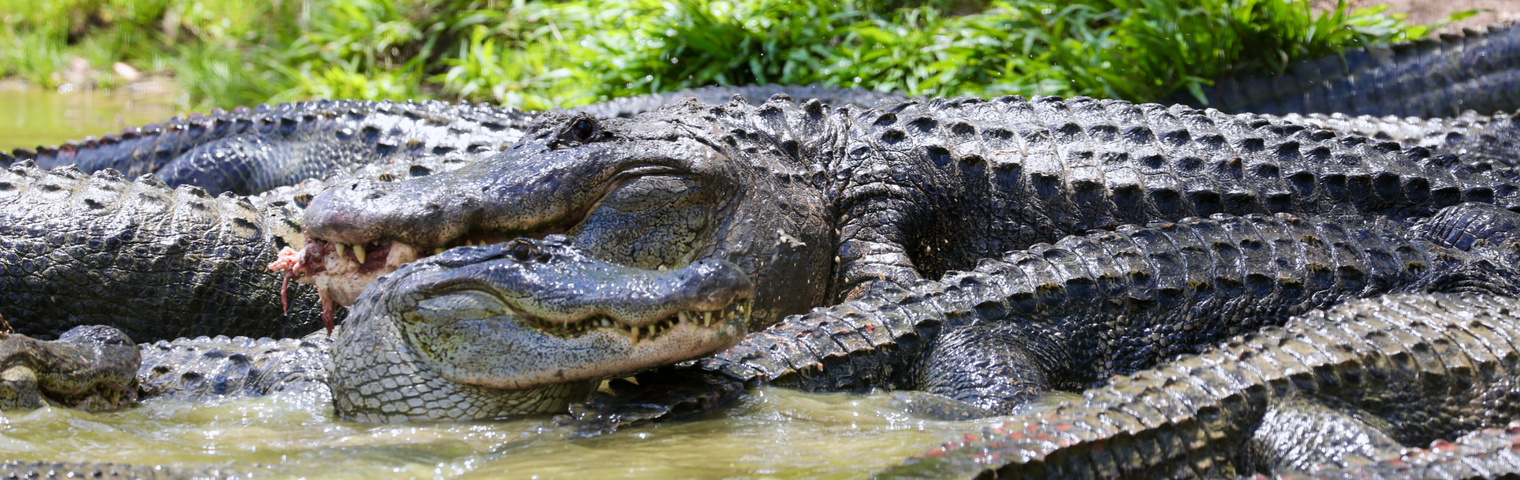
696, 204, 1520, 418
0, 86, 906, 197
879, 293, 1520, 479
1166, 22, 1520, 118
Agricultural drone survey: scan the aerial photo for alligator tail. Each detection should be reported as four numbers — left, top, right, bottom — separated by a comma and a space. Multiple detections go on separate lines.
0, 160, 324, 341
1170, 23, 1520, 117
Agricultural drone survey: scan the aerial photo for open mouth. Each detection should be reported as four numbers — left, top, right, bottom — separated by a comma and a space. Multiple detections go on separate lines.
524, 299, 751, 342
267, 205, 609, 334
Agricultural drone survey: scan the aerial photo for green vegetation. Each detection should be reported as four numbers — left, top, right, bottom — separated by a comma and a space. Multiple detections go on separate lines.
0, 0, 1472, 111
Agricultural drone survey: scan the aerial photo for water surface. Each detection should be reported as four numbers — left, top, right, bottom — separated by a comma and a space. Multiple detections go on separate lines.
0, 84, 183, 151
1, 386, 1070, 479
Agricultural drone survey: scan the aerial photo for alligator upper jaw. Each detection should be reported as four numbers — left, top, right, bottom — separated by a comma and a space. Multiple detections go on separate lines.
269, 229, 542, 330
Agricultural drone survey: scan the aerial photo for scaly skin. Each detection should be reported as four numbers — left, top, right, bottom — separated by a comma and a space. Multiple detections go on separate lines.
0, 86, 901, 198
0, 160, 324, 341
329, 236, 752, 422
9, 88, 1520, 473
1261, 111, 1520, 181
880, 293, 1520, 479
567, 84, 908, 119
297, 94, 1520, 346
701, 209, 1520, 416
108, 208, 1520, 422
2, 100, 537, 196
1167, 23, 1520, 117
5, 236, 753, 424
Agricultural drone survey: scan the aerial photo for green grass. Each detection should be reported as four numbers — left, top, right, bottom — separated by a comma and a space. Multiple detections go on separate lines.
0, 0, 1475, 111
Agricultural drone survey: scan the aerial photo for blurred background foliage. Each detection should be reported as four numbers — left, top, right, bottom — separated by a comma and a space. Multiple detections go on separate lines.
0, 0, 1467, 111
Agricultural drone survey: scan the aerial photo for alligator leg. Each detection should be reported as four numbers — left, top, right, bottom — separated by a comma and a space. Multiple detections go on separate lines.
0, 325, 139, 411
1242, 396, 1404, 473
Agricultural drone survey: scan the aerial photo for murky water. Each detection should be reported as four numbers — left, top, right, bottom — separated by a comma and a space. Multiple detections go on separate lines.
0, 84, 184, 151
0, 385, 1071, 479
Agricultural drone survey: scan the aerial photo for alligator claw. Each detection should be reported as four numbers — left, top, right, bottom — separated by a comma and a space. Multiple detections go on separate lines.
556, 368, 746, 438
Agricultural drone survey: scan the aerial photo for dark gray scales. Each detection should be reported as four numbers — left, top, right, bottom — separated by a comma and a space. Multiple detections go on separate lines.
1167, 22, 1520, 118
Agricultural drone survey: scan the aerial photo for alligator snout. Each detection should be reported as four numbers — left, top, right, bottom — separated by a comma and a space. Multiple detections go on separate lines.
336, 237, 755, 393
303, 177, 457, 247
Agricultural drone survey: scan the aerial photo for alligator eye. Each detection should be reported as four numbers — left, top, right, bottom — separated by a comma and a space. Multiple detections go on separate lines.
507, 239, 540, 262
569, 118, 596, 143
405, 289, 508, 326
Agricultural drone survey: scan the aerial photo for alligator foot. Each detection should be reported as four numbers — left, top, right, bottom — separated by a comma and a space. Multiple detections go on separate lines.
0, 325, 140, 411
556, 367, 746, 438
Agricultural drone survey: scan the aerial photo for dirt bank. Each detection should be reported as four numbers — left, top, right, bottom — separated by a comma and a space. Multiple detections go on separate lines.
1318, 0, 1519, 33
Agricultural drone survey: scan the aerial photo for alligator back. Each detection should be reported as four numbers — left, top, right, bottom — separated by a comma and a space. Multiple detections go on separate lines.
824, 95, 1518, 295
569, 84, 907, 118
3, 100, 534, 196
1167, 23, 1520, 117
0, 161, 323, 341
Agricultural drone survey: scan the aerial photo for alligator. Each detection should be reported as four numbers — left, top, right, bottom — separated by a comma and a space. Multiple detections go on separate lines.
0, 160, 327, 341
1164, 22, 1520, 118
0, 236, 753, 421
0, 86, 906, 198
878, 293, 1520, 479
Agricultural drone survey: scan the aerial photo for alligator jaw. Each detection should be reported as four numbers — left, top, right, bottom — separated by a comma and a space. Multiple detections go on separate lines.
269, 238, 421, 332
340, 238, 756, 393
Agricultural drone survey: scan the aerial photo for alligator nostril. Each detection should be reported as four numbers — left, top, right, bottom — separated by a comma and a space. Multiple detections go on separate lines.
366, 192, 384, 200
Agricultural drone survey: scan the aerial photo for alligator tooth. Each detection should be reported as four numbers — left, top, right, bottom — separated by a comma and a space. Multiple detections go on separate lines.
434, 248, 444, 255
336, 243, 348, 258
353, 243, 367, 262
703, 311, 713, 326
647, 325, 656, 337
630, 326, 640, 342
678, 311, 690, 325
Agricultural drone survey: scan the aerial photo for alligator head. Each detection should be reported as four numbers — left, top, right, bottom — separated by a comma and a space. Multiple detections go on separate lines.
288, 98, 841, 332
331, 237, 754, 420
